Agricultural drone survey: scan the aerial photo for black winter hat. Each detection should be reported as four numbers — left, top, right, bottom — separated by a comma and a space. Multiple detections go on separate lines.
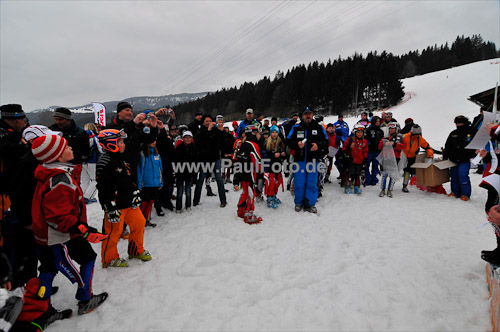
53, 107, 72, 120
116, 102, 132, 113
454, 115, 469, 125
271, 117, 278, 122
0, 104, 26, 119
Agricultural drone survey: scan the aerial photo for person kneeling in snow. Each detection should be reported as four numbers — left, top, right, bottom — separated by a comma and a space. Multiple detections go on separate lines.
233, 126, 263, 224
96, 129, 152, 268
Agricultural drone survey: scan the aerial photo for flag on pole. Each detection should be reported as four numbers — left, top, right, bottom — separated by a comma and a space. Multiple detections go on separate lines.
92, 103, 106, 127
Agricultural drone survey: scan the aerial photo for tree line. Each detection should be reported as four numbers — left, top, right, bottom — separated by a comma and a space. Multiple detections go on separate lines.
174, 34, 497, 121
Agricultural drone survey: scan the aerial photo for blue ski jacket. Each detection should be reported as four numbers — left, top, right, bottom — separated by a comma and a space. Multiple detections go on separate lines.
137, 148, 163, 189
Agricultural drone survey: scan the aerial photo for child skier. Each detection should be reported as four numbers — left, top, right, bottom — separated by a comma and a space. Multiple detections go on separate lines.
325, 123, 338, 183
377, 122, 406, 198
137, 139, 163, 227
233, 126, 263, 224
262, 125, 286, 209
343, 124, 368, 194
31, 134, 108, 315
96, 129, 152, 268
174, 131, 197, 213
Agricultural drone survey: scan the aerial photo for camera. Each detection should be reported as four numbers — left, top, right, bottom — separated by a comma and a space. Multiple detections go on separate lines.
146, 113, 151, 120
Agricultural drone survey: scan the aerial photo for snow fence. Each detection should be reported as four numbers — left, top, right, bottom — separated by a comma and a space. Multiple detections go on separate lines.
486, 263, 500, 331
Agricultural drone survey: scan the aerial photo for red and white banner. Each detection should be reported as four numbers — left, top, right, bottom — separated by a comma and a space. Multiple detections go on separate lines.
92, 103, 106, 127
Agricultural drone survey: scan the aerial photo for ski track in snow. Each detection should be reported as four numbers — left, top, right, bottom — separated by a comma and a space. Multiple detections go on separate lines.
48, 59, 499, 331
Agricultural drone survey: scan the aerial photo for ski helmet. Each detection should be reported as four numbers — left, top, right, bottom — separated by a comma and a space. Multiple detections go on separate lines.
388, 122, 399, 131
353, 124, 365, 133
98, 129, 127, 153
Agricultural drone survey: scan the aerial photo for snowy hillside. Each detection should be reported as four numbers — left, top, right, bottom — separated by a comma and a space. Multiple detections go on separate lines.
49, 59, 499, 331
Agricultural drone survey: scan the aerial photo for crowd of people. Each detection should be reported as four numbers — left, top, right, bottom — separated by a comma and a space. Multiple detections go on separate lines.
0, 100, 497, 330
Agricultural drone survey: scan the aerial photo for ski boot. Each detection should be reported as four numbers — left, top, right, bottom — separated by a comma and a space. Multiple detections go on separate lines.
344, 186, 353, 194
78, 292, 108, 315
266, 196, 274, 208
354, 186, 362, 195
47, 307, 73, 325
295, 205, 303, 212
243, 211, 262, 224
387, 190, 393, 198
129, 250, 152, 261
102, 258, 128, 268
379, 190, 386, 197
273, 195, 281, 205
305, 206, 318, 214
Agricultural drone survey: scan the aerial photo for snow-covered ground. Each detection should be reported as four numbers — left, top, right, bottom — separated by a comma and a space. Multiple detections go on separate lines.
49, 59, 499, 331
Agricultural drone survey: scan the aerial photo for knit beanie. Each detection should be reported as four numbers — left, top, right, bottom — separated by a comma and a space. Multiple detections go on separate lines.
53, 107, 72, 120
0, 104, 26, 119
116, 101, 132, 113
31, 134, 68, 163
270, 125, 279, 133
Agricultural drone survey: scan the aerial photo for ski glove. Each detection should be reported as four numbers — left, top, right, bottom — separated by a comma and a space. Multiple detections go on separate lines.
107, 210, 121, 223
70, 223, 108, 243
131, 190, 142, 209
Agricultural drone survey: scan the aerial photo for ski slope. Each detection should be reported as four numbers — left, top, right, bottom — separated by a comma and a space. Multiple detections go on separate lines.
49, 59, 500, 331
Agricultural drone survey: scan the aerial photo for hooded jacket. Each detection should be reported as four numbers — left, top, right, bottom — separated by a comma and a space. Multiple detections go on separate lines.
403, 133, 433, 158
443, 124, 477, 163
32, 163, 86, 246
137, 147, 163, 190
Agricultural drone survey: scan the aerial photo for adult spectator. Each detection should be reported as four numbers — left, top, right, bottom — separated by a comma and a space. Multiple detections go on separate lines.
286, 108, 328, 213
237, 108, 260, 138
50, 108, 90, 165
188, 112, 203, 137
400, 118, 414, 134
356, 112, 370, 128
282, 112, 299, 138
107, 101, 159, 178
193, 115, 227, 207
0, 104, 29, 288
472, 106, 486, 131
443, 115, 477, 201
364, 116, 384, 185
333, 114, 349, 143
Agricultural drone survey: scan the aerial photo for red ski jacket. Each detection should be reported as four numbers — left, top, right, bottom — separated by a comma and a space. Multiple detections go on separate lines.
343, 136, 368, 164
32, 163, 86, 246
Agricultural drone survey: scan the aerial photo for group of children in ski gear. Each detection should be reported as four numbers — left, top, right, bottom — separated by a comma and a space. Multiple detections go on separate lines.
2, 100, 485, 331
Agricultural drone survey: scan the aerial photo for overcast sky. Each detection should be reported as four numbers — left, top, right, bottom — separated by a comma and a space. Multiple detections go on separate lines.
1, 0, 498, 111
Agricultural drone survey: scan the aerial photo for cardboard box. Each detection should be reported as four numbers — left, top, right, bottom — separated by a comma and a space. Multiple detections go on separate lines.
411, 154, 456, 187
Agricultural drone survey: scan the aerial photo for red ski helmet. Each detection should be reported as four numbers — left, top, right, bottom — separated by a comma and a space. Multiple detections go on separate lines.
98, 129, 127, 153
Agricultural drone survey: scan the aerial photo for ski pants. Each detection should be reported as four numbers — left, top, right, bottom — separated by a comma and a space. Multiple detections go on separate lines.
38, 236, 96, 302
101, 207, 145, 265
293, 161, 319, 207
264, 172, 283, 197
365, 152, 380, 185
237, 181, 255, 218
193, 159, 226, 204
450, 161, 471, 198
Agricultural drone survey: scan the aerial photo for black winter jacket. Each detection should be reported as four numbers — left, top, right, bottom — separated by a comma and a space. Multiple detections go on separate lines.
174, 143, 197, 181
365, 125, 384, 153
50, 120, 89, 164
0, 120, 27, 194
443, 125, 477, 163
195, 127, 221, 162
286, 120, 328, 162
96, 151, 137, 210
